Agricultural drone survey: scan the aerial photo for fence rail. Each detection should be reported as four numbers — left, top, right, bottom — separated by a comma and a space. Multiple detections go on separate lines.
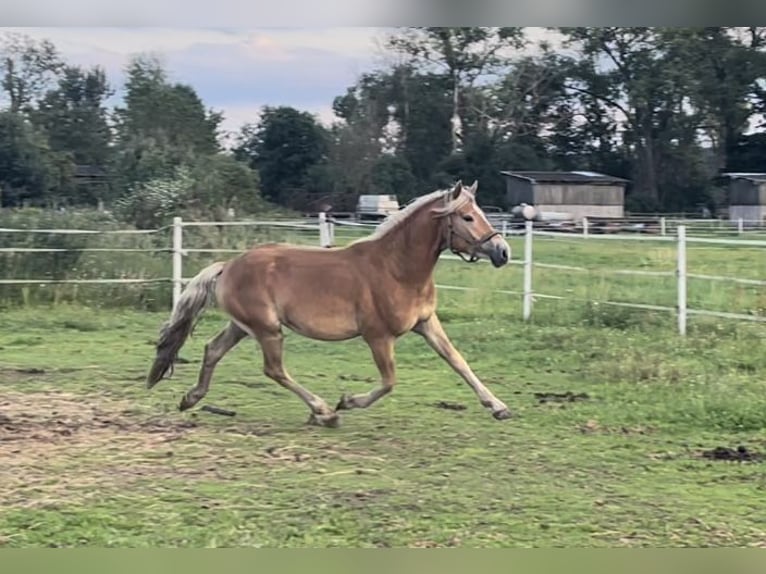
1, 213, 764, 333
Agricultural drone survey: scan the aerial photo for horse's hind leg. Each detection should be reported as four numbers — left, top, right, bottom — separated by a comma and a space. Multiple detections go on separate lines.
258, 330, 339, 428
336, 335, 396, 412
179, 321, 247, 411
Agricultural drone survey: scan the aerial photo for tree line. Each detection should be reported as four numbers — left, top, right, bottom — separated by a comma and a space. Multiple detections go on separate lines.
2, 27, 766, 227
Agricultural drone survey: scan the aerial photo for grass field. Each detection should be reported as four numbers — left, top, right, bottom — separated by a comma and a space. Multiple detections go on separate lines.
1, 239, 766, 546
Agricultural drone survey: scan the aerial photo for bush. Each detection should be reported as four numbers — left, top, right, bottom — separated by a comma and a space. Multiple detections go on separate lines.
113, 166, 195, 229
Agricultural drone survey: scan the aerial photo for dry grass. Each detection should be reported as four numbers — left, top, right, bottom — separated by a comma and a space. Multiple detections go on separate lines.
0, 387, 399, 514
1, 390, 201, 507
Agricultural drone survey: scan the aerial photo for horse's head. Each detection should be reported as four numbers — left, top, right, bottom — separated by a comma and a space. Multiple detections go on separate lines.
438, 180, 511, 268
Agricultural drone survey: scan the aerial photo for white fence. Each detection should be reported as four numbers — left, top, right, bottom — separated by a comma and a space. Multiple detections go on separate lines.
1, 215, 765, 335
320, 211, 766, 237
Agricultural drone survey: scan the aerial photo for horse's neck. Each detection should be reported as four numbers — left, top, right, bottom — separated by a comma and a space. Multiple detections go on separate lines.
375, 205, 445, 285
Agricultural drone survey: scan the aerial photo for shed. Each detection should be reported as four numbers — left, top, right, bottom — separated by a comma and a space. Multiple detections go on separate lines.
719, 173, 766, 226
73, 164, 107, 184
500, 170, 628, 221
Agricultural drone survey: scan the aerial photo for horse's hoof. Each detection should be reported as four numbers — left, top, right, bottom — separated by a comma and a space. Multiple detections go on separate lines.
492, 408, 512, 420
335, 394, 353, 411
178, 395, 197, 412
307, 411, 341, 428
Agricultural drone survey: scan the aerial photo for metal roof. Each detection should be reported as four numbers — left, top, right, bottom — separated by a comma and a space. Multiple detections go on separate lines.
500, 170, 630, 184
719, 172, 766, 183
73, 164, 107, 178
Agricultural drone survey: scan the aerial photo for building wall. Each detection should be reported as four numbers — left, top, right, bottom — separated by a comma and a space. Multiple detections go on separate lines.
728, 179, 766, 205
535, 204, 624, 219
505, 178, 534, 206
504, 176, 626, 219
532, 183, 624, 206
729, 205, 766, 225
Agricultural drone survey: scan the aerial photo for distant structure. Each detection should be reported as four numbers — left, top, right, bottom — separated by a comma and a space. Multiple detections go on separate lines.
718, 172, 766, 226
73, 164, 107, 186
510, 203, 538, 221
501, 170, 628, 221
355, 194, 400, 222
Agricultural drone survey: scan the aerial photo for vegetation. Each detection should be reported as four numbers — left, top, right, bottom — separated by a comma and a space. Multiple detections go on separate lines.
1, 27, 764, 548
1, 281, 764, 546
1, 214, 763, 318
3, 28, 766, 221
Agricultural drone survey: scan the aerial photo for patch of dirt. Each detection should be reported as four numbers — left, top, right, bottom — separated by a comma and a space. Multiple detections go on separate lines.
701, 445, 763, 462
200, 405, 236, 417
410, 536, 462, 548
578, 419, 655, 435
534, 391, 590, 404
0, 390, 210, 506
338, 374, 376, 383
434, 400, 467, 411
327, 488, 393, 509
0, 390, 388, 510
0, 366, 106, 384
0, 392, 198, 445
0, 367, 47, 383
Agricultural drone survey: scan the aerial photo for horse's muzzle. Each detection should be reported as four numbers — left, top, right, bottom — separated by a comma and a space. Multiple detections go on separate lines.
488, 242, 510, 268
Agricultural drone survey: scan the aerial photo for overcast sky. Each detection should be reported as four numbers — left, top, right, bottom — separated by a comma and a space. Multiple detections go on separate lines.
3, 27, 563, 145
2, 27, 396, 140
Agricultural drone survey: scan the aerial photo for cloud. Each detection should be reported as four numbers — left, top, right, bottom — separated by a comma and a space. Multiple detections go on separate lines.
3, 1, 401, 27
1, 27, 564, 139
2, 27, 383, 134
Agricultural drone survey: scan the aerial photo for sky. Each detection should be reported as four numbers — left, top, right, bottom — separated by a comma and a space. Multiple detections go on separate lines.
1, 27, 397, 144
2, 27, 560, 147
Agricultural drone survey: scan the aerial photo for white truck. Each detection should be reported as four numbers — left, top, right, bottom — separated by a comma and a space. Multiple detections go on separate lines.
355, 194, 400, 221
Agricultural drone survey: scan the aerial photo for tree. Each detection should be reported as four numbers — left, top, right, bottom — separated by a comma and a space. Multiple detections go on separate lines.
113, 54, 222, 155
111, 54, 224, 194
29, 64, 114, 206
662, 27, 766, 171
187, 153, 263, 216
234, 106, 329, 207
0, 32, 64, 114
385, 27, 526, 153
556, 27, 718, 210
0, 111, 68, 207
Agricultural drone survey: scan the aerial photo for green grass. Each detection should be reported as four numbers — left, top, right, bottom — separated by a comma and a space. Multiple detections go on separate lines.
3, 211, 764, 320
1, 290, 766, 547
1, 214, 765, 547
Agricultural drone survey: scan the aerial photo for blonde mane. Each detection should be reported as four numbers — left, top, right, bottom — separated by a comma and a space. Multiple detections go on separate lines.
357, 186, 470, 243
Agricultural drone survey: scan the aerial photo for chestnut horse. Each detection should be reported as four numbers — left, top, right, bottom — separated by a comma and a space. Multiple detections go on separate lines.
146, 180, 512, 427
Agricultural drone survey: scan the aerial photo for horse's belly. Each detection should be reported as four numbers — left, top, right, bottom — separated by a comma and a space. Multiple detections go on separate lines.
279, 295, 360, 341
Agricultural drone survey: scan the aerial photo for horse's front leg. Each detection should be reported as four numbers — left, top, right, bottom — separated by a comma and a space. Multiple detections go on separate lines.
336, 335, 396, 411
413, 313, 511, 420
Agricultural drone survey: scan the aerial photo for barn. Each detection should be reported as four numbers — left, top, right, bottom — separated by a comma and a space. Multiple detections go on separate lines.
720, 173, 766, 226
500, 170, 628, 220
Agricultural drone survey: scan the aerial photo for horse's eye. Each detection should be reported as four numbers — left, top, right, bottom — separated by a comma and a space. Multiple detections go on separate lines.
462, 215, 474, 223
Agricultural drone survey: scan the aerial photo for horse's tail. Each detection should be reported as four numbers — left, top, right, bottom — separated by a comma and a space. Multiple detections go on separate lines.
146, 261, 226, 389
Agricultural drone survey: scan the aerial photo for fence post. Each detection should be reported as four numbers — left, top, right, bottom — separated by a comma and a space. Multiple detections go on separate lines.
318, 212, 331, 247
738, 217, 744, 235
172, 216, 183, 310
523, 220, 534, 321
582, 216, 589, 237
660, 216, 666, 236
501, 219, 508, 237
318, 212, 325, 246
676, 224, 687, 336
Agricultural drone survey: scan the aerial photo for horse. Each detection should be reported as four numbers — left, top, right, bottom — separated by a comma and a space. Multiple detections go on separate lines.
146, 180, 513, 427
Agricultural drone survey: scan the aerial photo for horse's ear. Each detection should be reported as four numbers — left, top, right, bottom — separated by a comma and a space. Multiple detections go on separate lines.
467, 180, 478, 196
451, 180, 464, 200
